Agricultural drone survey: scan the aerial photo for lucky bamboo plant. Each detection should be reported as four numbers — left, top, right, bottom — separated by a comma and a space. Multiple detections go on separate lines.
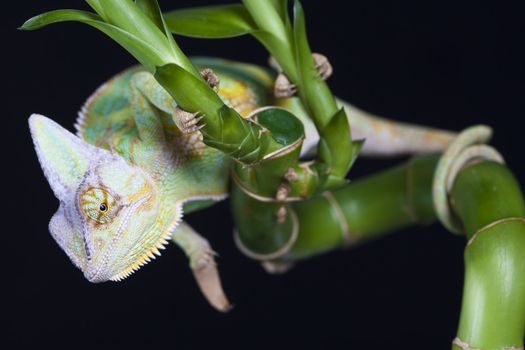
21, 1, 525, 349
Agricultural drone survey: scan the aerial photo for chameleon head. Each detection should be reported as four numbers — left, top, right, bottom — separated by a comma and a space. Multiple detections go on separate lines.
29, 114, 174, 282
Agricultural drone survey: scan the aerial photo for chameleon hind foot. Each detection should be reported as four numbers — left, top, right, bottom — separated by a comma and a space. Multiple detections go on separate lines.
313, 53, 333, 80
172, 222, 231, 312
192, 248, 232, 312
272, 52, 332, 98
200, 68, 220, 91
274, 74, 297, 98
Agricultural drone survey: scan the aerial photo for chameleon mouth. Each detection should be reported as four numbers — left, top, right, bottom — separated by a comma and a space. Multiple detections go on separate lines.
109, 202, 183, 281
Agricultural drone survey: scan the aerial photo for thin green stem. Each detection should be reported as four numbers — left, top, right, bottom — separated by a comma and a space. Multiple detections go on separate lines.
242, 0, 288, 44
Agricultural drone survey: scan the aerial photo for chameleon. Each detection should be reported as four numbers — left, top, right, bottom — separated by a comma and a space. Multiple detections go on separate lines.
29, 56, 456, 312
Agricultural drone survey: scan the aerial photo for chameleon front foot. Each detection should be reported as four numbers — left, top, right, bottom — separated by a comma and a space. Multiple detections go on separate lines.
173, 108, 205, 134
272, 52, 332, 98
172, 68, 219, 133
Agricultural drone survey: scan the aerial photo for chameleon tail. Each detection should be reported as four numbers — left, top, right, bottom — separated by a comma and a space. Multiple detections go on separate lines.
340, 99, 457, 156
278, 97, 457, 157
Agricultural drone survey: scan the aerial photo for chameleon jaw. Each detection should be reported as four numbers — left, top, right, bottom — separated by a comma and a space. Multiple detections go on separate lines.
83, 193, 169, 283
109, 204, 183, 282
109, 229, 172, 282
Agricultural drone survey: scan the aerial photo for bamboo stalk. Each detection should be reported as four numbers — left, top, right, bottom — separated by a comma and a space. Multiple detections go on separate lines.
450, 161, 525, 350
231, 154, 439, 260
233, 156, 525, 350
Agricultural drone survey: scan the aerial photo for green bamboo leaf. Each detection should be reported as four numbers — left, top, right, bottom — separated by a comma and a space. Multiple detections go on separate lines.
251, 30, 288, 56
317, 108, 353, 177
292, 1, 315, 83
268, 0, 287, 20
215, 106, 272, 162
255, 108, 304, 146
20, 9, 167, 72
268, 0, 292, 32
85, 0, 108, 21
348, 139, 365, 169
20, 9, 101, 30
135, 0, 164, 30
164, 4, 258, 38
243, 0, 288, 44
134, 0, 198, 77
91, 0, 172, 57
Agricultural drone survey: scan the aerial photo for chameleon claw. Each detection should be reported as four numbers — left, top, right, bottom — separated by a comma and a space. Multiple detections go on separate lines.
313, 53, 333, 80
182, 115, 202, 128
274, 73, 297, 98
191, 248, 232, 312
173, 108, 205, 134
193, 263, 232, 312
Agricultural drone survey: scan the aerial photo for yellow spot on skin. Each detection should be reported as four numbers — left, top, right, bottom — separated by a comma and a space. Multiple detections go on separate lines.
218, 81, 258, 117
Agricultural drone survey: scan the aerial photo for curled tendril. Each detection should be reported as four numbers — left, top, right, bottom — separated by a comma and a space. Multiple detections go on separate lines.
432, 125, 505, 234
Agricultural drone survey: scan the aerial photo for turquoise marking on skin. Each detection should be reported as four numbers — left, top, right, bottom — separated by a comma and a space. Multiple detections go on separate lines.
92, 96, 128, 117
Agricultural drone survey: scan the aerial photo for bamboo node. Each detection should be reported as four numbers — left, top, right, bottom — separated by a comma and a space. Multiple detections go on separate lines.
322, 191, 355, 246
453, 337, 480, 350
432, 125, 505, 234
453, 337, 523, 350
233, 208, 299, 261
230, 170, 303, 203
467, 217, 525, 247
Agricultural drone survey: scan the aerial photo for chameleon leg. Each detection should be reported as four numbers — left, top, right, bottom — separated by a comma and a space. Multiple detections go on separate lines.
339, 99, 458, 156
129, 72, 172, 145
171, 221, 231, 312
130, 71, 207, 134
128, 73, 179, 175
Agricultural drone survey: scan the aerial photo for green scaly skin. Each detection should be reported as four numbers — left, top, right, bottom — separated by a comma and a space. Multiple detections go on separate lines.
30, 57, 456, 312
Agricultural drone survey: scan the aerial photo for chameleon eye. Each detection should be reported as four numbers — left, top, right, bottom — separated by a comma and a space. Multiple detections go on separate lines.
79, 188, 116, 224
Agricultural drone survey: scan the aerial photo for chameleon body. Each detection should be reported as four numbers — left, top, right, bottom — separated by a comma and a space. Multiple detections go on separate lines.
29, 57, 456, 311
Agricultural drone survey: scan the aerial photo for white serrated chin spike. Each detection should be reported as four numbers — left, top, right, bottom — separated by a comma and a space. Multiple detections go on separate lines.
110, 204, 182, 282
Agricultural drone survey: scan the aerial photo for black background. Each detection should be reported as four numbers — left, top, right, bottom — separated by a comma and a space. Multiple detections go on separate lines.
5, 0, 525, 349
